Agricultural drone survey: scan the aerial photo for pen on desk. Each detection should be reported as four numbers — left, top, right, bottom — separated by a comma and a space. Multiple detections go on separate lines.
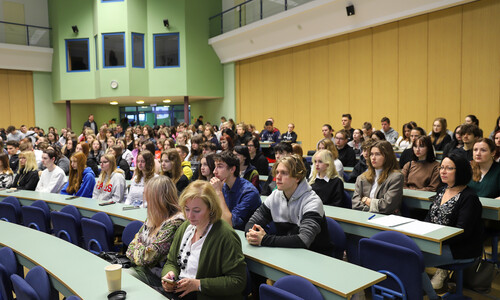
368, 214, 376, 220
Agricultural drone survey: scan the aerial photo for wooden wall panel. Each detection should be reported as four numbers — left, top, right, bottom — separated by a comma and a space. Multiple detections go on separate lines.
328, 35, 350, 132
398, 15, 428, 129
461, 0, 500, 127
372, 23, 399, 130
427, 7, 462, 131
274, 49, 294, 131
261, 52, 279, 122
0, 70, 12, 127
247, 57, 264, 126
292, 45, 311, 148
3, 70, 34, 129
309, 40, 330, 142
349, 29, 373, 130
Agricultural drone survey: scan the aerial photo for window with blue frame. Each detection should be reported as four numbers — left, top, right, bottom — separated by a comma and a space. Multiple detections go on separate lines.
65, 38, 90, 72
103, 33, 125, 68
94, 35, 98, 70
154, 33, 179, 68
132, 33, 144, 68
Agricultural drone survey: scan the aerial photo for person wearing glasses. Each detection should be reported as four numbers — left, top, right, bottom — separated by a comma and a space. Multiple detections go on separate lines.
422, 153, 483, 297
245, 136, 269, 176
401, 136, 441, 192
92, 153, 127, 203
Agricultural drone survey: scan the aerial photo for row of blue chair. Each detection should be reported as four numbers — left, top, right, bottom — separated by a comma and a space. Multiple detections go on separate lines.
260, 275, 324, 300
0, 247, 81, 300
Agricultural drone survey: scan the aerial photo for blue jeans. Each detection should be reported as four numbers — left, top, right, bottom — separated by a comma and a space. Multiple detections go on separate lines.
421, 245, 474, 299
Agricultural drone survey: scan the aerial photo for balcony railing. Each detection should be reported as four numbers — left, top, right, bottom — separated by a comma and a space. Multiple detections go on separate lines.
0, 20, 51, 47
209, 0, 313, 38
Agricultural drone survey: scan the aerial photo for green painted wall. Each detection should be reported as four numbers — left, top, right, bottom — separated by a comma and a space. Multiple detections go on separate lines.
127, 0, 148, 97
70, 104, 119, 133
33, 72, 66, 130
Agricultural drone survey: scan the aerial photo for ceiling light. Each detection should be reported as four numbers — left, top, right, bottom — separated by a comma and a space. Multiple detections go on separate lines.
110, 101, 118, 105
136, 100, 144, 104
163, 99, 171, 103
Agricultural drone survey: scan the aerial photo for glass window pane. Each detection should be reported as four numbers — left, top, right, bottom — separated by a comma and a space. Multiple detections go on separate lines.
154, 33, 179, 67
103, 33, 125, 67
94, 35, 98, 70
132, 33, 144, 68
66, 39, 89, 72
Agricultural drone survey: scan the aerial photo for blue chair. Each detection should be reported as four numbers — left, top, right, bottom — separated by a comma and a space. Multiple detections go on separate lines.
260, 284, 304, 300
121, 220, 143, 249
11, 266, 53, 300
81, 212, 114, 254
51, 205, 82, 246
271, 275, 324, 300
0, 196, 21, 223
326, 217, 346, 259
359, 231, 424, 300
0, 247, 22, 300
21, 200, 51, 232
65, 296, 81, 300
342, 190, 352, 209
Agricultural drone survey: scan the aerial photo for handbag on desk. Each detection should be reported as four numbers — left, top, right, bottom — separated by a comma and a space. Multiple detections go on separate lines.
98, 251, 132, 268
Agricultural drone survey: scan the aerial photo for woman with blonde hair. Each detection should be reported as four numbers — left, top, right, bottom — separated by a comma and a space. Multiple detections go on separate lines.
125, 150, 157, 207
160, 149, 190, 194
430, 117, 451, 151
60, 152, 95, 197
12, 151, 39, 190
126, 176, 185, 288
161, 180, 246, 299
0, 153, 14, 188
309, 150, 345, 207
352, 140, 404, 214
92, 153, 127, 202
317, 138, 344, 178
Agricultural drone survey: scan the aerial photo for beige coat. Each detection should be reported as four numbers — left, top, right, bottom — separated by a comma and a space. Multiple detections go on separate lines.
352, 171, 404, 214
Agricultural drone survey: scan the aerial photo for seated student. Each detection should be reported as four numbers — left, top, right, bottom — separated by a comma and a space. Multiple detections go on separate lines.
234, 123, 252, 146
35, 149, 66, 193
201, 141, 217, 157
380, 117, 399, 144
317, 138, 344, 178
92, 153, 127, 203
175, 145, 193, 180
160, 149, 190, 194
117, 138, 134, 166
125, 151, 157, 207
0, 153, 14, 188
430, 117, 452, 151
6, 140, 19, 173
203, 124, 220, 149
142, 140, 162, 174
347, 128, 364, 155
11, 151, 39, 191
422, 154, 483, 297
89, 139, 104, 168
198, 154, 215, 181
335, 129, 356, 167
62, 136, 77, 159
245, 154, 333, 255
495, 130, 500, 162
468, 138, 500, 199
395, 123, 413, 150
161, 181, 247, 300
362, 122, 374, 140
401, 136, 441, 192
110, 145, 132, 180
246, 136, 269, 176
280, 123, 298, 143
352, 140, 404, 214
49, 145, 70, 175
219, 135, 234, 152
399, 127, 426, 169
370, 130, 386, 142
309, 150, 345, 207
449, 123, 481, 161
259, 120, 280, 146
75, 141, 99, 177
261, 142, 293, 196
341, 113, 355, 141
292, 143, 311, 179
464, 114, 479, 127
126, 176, 185, 289
348, 140, 374, 183
233, 145, 260, 191
60, 152, 95, 198
210, 151, 261, 230
319, 124, 335, 145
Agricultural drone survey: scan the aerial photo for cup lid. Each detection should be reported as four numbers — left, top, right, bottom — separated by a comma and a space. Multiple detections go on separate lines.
107, 290, 126, 300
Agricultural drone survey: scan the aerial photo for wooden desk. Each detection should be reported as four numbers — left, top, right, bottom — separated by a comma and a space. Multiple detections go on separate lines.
0, 190, 145, 226
0, 222, 165, 299
344, 167, 353, 173
236, 230, 385, 300
323, 206, 463, 255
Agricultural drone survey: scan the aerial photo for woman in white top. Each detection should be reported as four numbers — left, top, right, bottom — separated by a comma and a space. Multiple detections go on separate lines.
347, 128, 364, 156
35, 149, 66, 193
0, 153, 14, 188
395, 123, 413, 150
117, 138, 134, 166
92, 153, 127, 203
125, 150, 157, 207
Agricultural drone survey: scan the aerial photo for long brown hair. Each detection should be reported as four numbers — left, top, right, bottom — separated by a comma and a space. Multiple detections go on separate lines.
135, 150, 156, 184
363, 140, 400, 185
431, 117, 448, 145
160, 149, 182, 183
471, 138, 496, 182
145, 176, 181, 228
66, 152, 87, 194
0, 153, 13, 174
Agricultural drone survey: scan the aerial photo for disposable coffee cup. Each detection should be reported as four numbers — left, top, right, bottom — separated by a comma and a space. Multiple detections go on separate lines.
105, 264, 122, 292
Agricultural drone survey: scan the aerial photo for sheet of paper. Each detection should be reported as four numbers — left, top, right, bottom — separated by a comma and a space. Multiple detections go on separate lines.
394, 220, 444, 235
367, 215, 415, 227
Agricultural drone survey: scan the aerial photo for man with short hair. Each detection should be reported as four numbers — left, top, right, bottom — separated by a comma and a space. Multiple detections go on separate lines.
380, 117, 399, 144
6, 140, 19, 173
342, 114, 354, 141
211, 151, 261, 230
202, 142, 217, 156
260, 120, 280, 146
335, 129, 356, 167
114, 125, 124, 138
399, 127, 426, 168
83, 114, 98, 134
194, 115, 204, 128
362, 122, 373, 140
6, 126, 24, 142
58, 128, 68, 145
261, 142, 293, 196
175, 145, 193, 180
20, 125, 37, 144
450, 124, 481, 161
35, 149, 67, 193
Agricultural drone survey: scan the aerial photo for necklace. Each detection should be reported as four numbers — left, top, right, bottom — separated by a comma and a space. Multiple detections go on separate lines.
177, 224, 210, 270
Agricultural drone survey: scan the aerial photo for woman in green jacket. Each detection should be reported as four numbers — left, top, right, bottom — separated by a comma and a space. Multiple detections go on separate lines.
161, 180, 247, 300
